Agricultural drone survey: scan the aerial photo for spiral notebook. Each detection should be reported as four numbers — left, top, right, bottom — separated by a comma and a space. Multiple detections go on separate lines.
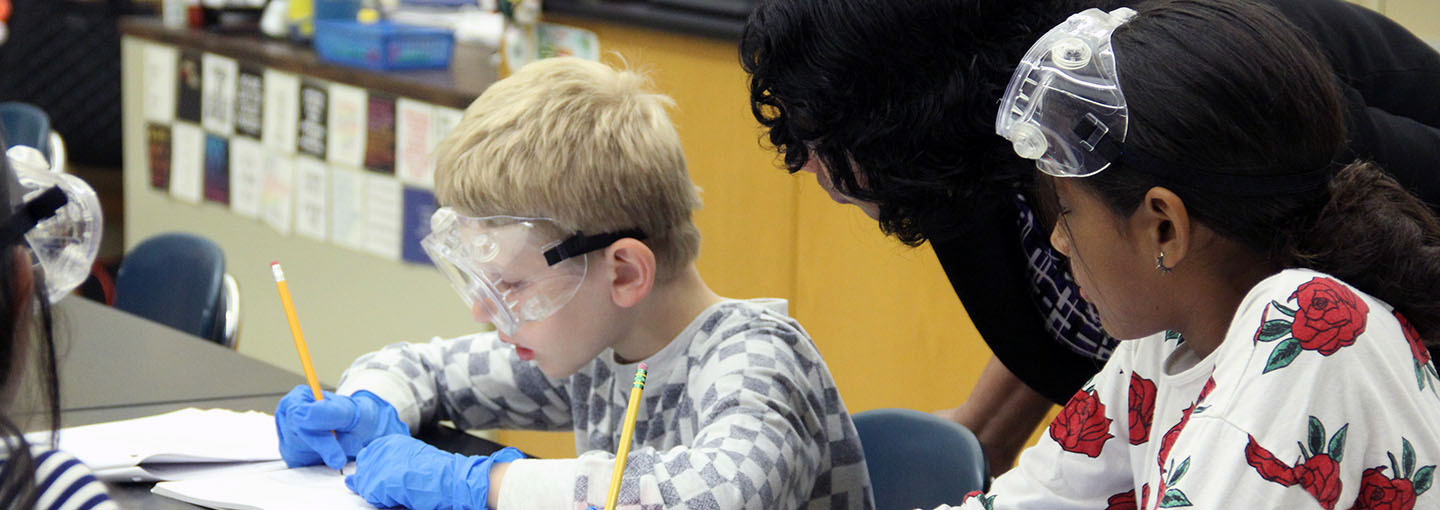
151, 463, 378, 510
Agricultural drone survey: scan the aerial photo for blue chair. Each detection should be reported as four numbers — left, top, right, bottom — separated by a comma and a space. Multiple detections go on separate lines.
853, 408, 990, 509
113, 232, 240, 349
0, 102, 65, 172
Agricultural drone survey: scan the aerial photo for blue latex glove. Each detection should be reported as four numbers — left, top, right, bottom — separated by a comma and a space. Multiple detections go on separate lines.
345, 435, 525, 510
274, 385, 410, 469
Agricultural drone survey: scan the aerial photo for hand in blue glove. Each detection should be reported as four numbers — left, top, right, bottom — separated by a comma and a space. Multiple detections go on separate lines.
274, 385, 411, 469
345, 435, 525, 510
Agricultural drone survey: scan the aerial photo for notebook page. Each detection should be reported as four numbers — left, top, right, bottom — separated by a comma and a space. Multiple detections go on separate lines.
26, 408, 281, 477
152, 463, 377, 510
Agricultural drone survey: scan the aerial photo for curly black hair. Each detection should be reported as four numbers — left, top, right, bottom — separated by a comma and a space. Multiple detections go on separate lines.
740, 0, 1121, 245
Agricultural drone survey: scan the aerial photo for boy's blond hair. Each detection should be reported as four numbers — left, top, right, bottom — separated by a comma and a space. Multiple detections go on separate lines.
434, 57, 702, 282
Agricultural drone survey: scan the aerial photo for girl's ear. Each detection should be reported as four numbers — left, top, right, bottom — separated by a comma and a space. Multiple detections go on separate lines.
1139, 186, 1192, 271
604, 238, 655, 308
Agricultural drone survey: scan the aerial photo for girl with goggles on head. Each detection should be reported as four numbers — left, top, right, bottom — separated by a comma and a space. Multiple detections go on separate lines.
934, 1, 1440, 508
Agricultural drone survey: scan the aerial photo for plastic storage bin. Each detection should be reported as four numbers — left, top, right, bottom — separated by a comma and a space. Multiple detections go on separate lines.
314, 20, 455, 71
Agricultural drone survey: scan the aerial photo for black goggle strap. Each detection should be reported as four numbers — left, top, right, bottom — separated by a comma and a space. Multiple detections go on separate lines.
1073, 118, 1335, 197
543, 229, 648, 266
0, 187, 65, 247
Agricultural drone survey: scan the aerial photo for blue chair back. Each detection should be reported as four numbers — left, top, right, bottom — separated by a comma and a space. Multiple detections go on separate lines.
113, 232, 227, 345
853, 408, 990, 509
0, 102, 50, 157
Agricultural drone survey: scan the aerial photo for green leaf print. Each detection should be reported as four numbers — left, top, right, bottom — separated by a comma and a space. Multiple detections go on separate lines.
1414, 465, 1434, 496
1308, 417, 1326, 456
1170, 457, 1191, 485
1271, 301, 1298, 317
1264, 338, 1303, 373
1159, 488, 1194, 508
1404, 438, 1416, 478
1256, 320, 1292, 342
1418, 363, 1428, 392
1328, 424, 1348, 463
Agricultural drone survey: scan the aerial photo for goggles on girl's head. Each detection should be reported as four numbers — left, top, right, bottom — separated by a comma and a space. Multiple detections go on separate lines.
1, 147, 102, 303
996, 7, 1136, 178
420, 208, 646, 336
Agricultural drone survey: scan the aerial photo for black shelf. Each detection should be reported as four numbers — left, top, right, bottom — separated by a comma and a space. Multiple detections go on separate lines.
544, 0, 748, 40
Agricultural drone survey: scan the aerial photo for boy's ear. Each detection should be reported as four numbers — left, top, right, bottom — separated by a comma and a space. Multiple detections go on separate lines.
604, 238, 655, 308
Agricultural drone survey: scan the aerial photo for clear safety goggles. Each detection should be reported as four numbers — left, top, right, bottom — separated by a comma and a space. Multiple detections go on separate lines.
996, 7, 1137, 177
420, 208, 645, 336
2, 146, 102, 303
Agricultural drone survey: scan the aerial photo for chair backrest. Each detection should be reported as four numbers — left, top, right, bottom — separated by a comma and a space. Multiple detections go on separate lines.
113, 232, 228, 345
853, 408, 990, 509
0, 102, 50, 157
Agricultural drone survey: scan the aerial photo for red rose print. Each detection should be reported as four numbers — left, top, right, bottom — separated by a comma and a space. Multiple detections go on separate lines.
1048, 389, 1114, 458
1128, 373, 1157, 445
1105, 489, 1137, 510
1290, 277, 1369, 355
1348, 467, 1418, 510
1245, 435, 1298, 485
1294, 454, 1343, 510
1156, 403, 1193, 468
1395, 312, 1430, 366
961, 490, 983, 504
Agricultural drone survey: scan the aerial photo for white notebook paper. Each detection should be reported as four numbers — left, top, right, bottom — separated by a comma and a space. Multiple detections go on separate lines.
28, 408, 287, 482
152, 463, 377, 510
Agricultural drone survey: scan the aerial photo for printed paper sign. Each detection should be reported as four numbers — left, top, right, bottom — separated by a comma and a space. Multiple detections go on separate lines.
235, 65, 265, 140
298, 82, 328, 159
294, 157, 329, 240
260, 154, 296, 235
326, 83, 367, 169
203, 134, 230, 204
363, 174, 402, 261
395, 98, 435, 187
176, 51, 203, 123
363, 93, 396, 175
169, 123, 204, 204
147, 123, 171, 190
142, 43, 178, 124
262, 70, 300, 155
201, 53, 238, 136
401, 187, 438, 265
229, 137, 264, 218
329, 166, 367, 250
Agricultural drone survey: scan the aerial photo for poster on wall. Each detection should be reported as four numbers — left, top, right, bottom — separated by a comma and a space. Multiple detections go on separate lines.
235, 65, 265, 140
401, 186, 437, 265
294, 157, 329, 241
147, 123, 171, 190
230, 137, 264, 218
169, 123, 204, 204
176, 50, 204, 124
329, 166, 368, 250
203, 134, 230, 204
364, 93, 396, 175
143, 43, 178, 124
201, 53, 238, 137
260, 154, 295, 235
364, 173, 402, 261
395, 98, 434, 187
298, 81, 328, 159
327, 83, 367, 169
262, 70, 300, 155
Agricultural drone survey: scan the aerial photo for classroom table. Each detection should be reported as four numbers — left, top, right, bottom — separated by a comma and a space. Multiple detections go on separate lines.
38, 297, 507, 508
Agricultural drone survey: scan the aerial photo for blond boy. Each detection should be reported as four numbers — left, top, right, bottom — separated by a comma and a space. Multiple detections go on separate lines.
273, 57, 874, 510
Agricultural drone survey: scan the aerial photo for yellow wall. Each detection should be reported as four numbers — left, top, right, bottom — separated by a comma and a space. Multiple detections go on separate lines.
1351, 0, 1440, 43
496, 16, 1003, 459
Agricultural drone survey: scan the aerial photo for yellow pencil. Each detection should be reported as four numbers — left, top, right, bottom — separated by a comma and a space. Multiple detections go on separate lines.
603, 362, 648, 510
271, 262, 324, 401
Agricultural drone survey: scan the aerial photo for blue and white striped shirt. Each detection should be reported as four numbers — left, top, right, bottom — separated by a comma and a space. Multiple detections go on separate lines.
17, 449, 115, 510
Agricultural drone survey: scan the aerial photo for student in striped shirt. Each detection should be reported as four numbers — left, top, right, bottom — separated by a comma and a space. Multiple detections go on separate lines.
0, 137, 115, 510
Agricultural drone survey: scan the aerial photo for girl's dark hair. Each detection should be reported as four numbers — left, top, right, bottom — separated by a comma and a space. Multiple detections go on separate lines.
1088, 0, 1440, 345
740, 0, 1122, 245
0, 150, 61, 506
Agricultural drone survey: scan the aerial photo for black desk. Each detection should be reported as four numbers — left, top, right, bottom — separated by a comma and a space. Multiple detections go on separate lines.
43, 298, 506, 508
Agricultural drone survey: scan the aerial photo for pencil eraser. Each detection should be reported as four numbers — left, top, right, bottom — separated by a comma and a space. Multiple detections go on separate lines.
638, 362, 647, 370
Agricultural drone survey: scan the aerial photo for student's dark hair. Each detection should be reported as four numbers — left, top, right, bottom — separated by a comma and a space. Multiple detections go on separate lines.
0, 149, 61, 507
740, 0, 1122, 245
1084, 0, 1440, 346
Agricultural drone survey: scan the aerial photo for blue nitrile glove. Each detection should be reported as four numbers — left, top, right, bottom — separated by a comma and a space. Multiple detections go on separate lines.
274, 384, 410, 469
345, 435, 525, 510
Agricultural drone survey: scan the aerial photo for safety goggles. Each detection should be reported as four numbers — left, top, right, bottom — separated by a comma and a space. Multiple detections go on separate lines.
996, 7, 1137, 178
2, 147, 102, 303
420, 208, 645, 335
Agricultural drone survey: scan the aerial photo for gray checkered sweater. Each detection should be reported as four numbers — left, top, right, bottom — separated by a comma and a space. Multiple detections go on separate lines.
336, 298, 874, 510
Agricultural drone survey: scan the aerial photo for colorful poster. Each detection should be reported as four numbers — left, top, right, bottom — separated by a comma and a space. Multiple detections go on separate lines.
262, 69, 300, 155
401, 186, 438, 265
169, 123, 204, 204
176, 50, 204, 123
235, 65, 265, 140
201, 53, 238, 136
260, 154, 295, 235
327, 83, 367, 169
203, 134, 230, 204
142, 43, 178, 124
395, 98, 435, 187
298, 81, 328, 159
363, 93, 396, 175
147, 123, 171, 190
364, 174, 402, 261
294, 157, 328, 240
229, 137, 264, 218
329, 166, 367, 251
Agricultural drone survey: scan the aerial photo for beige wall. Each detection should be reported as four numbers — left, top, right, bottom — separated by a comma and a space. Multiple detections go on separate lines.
1351, 0, 1440, 45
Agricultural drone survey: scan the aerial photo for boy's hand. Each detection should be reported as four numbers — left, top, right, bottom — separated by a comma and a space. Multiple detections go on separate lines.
345, 435, 524, 510
274, 385, 410, 469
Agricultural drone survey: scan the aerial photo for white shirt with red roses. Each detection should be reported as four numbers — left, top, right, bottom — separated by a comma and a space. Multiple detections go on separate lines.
933, 269, 1440, 510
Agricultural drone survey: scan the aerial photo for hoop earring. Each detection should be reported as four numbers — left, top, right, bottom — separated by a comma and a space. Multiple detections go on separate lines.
1156, 251, 1173, 274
